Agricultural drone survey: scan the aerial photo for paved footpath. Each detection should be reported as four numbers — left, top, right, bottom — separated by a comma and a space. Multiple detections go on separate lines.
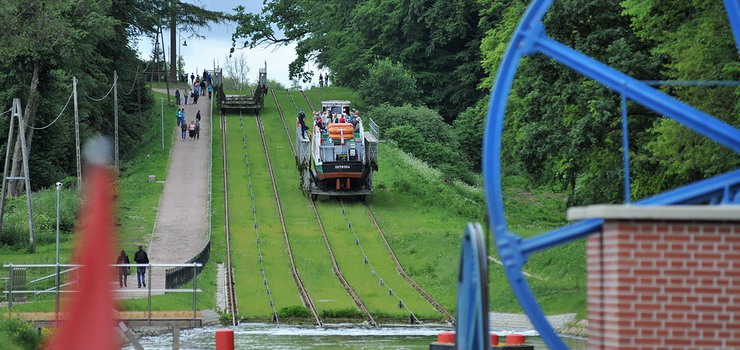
119, 88, 212, 295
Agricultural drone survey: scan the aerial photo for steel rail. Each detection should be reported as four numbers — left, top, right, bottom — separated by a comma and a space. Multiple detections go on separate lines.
270, 90, 295, 155
310, 202, 379, 327
219, 108, 239, 325
274, 90, 377, 326
364, 204, 456, 324
254, 109, 322, 326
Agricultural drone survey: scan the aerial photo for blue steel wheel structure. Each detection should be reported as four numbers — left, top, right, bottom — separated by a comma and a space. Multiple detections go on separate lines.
456, 223, 490, 350
482, 1, 740, 349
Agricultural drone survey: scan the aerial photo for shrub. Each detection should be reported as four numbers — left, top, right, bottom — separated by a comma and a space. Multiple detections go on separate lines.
358, 59, 421, 107
0, 318, 42, 350
278, 305, 312, 318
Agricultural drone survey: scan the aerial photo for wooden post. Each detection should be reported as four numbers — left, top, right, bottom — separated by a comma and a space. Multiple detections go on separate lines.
114, 71, 119, 171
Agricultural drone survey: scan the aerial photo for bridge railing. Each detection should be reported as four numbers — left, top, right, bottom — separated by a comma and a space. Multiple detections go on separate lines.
3, 263, 202, 327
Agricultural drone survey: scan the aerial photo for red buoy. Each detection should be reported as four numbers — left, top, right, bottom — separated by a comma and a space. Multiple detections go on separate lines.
506, 333, 525, 345
490, 333, 499, 346
215, 329, 234, 350
437, 331, 455, 344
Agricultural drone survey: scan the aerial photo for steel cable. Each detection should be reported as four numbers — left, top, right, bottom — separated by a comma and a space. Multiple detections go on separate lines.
338, 199, 421, 323
87, 74, 118, 101
239, 113, 280, 322
27, 89, 75, 130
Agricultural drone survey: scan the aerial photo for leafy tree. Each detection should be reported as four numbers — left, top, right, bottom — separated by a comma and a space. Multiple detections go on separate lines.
358, 59, 421, 107
163, 0, 223, 82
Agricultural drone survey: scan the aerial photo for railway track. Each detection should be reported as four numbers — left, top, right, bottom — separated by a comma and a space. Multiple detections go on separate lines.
274, 90, 378, 326
364, 204, 456, 323
218, 109, 239, 325
254, 110, 322, 326
237, 113, 280, 322
298, 89, 455, 324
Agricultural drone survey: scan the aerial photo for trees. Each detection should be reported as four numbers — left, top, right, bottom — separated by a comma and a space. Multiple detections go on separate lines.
164, 0, 223, 82
223, 52, 250, 92
231, 0, 485, 120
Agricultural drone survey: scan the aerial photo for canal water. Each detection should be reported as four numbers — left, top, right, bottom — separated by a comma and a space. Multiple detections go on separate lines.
126, 323, 587, 349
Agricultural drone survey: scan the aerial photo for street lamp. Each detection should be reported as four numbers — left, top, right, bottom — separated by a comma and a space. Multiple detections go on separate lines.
161, 98, 164, 149
55, 181, 62, 321
179, 31, 188, 83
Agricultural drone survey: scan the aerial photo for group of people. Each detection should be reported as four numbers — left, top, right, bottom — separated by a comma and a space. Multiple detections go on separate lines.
173, 70, 215, 106
177, 108, 202, 140
115, 246, 149, 288
313, 109, 361, 132
318, 72, 330, 88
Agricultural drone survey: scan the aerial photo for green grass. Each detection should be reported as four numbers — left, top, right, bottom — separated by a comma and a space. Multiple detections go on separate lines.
225, 115, 303, 317
259, 91, 357, 314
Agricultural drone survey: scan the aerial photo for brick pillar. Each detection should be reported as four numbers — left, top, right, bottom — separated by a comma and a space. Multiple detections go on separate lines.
568, 205, 740, 350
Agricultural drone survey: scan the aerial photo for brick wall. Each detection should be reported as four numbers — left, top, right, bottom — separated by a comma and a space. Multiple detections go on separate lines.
587, 219, 739, 350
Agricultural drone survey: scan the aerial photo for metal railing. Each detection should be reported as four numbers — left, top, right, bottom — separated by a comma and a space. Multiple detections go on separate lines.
4, 263, 202, 327
165, 241, 210, 289
367, 117, 380, 140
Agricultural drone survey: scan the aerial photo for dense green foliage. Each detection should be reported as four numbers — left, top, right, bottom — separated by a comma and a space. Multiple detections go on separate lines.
358, 59, 422, 107
366, 104, 473, 182
231, 0, 486, 120
0, 0, 159, 192
0, 318, 41, 350
233, 0, 739, 205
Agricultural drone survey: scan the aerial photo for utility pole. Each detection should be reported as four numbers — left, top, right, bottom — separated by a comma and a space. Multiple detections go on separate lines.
161, 98, 164, 149
73, 77, 81, 190
0, 99, 35, 250
114, 70, 119, 171
160, 27, 171, 103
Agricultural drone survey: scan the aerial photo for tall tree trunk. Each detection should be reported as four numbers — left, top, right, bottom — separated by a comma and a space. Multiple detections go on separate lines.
8, 63, 40, 197
169, 0, 178, 83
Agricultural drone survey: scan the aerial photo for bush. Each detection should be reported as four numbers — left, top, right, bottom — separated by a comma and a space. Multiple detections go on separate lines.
278, 305, 312, 318
366, 104, 473, 183
0, 318, 42, 350
358, 59, 421, 107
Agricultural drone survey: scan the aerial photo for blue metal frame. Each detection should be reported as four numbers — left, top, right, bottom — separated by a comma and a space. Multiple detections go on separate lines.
456, 223, 490, 350
482, 1, 740, 349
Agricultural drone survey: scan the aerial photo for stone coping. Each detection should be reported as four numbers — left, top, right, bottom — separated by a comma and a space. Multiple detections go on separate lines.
567, 205, 740, 221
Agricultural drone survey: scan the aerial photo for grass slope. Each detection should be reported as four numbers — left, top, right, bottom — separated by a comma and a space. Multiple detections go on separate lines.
226, 114, 303, 318
257, 93, 358, 315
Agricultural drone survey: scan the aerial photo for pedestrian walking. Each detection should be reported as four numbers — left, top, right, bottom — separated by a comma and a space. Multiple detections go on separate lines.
208, 84, 213, 99
189, 121, 196, 140
175, 89, 181, 105
195, 120, 201, 140
325, 73, 329, 86
184, 90, 189, 105
193, 90, 199, 104
134, 246, 149, 288
196, 110, 201, 122
200, 80, 206, 96
175, 109, 181, 126
116, 250, 130, 288
190, 73, 195, 85
181, 120, 187, 140
319, 74, 324, 88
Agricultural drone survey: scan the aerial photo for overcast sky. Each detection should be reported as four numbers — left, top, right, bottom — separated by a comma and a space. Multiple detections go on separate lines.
135, 0, 322, 88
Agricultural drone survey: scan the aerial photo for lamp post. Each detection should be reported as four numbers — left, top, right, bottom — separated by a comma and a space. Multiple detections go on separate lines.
178, 31, 188, 83
55, 181, 62, 322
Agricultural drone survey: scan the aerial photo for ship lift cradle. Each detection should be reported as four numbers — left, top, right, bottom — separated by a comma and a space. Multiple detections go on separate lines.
218, 63, 268, 113
296, 100, 379, 201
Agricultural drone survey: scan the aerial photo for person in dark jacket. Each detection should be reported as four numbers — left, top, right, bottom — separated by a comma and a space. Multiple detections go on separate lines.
175, 89, 181, 105
116, 250, 130, 288
298, 110, 308, 139
134, 246, 149, 288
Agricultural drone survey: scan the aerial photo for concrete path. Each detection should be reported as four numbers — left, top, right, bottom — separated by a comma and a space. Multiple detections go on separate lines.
118, 88, 212, 296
